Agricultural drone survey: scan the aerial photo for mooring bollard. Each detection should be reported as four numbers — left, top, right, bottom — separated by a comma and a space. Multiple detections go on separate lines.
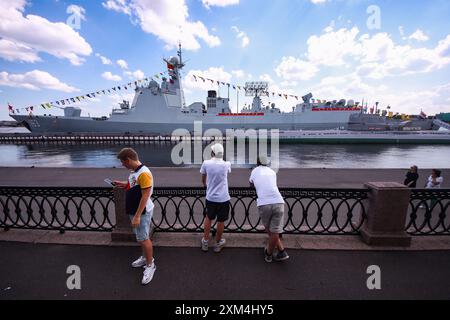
360, 182, 412, 247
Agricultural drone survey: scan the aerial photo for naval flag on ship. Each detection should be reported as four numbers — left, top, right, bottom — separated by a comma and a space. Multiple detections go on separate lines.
420, 110, 427, 119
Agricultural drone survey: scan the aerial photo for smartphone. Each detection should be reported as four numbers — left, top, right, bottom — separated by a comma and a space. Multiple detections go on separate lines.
104, 178, 116, 186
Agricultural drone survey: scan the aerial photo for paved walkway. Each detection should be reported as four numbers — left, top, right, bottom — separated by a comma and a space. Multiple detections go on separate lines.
1, 241, 449, 300
1, 167, 449, 188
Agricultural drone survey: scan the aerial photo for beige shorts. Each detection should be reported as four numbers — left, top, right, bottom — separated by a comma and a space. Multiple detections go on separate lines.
258, 203, 285, 234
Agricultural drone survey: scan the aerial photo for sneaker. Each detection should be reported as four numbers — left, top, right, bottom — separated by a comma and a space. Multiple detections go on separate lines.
273, 250, 290, 262
214, 238, 226, 253
131, 256, 146, 268
264, 249, 273, 263
201, 238, 209, 252
142, 263, 156, 285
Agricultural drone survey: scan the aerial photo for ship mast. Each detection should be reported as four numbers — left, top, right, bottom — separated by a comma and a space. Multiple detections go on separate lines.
177, 42, 185, 69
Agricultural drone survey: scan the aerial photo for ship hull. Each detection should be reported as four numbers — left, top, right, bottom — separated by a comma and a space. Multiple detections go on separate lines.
11, 113, 354, 134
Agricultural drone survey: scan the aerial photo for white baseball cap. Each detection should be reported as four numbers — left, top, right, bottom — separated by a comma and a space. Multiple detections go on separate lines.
211, 143, 224, 158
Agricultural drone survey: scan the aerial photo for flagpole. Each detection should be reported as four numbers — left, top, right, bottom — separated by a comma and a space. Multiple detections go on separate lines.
237, 88, 239, 114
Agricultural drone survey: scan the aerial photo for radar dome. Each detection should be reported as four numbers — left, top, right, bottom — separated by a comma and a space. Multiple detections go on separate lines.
169, 56, 179, 65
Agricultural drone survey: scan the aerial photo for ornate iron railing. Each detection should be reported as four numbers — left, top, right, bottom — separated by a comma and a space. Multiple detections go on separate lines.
0, 186, 369, 235
151, 188, 369, 235
0, 187, 115, 232
407, 189, 450, 235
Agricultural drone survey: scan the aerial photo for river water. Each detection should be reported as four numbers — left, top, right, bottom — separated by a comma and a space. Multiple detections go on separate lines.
0, 141, 449, 169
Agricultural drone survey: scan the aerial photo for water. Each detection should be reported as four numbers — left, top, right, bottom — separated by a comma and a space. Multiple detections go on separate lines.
0, 142, 449, 169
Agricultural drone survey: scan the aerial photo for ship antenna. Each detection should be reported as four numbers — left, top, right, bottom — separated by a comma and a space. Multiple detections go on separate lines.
178, 42, 183, 66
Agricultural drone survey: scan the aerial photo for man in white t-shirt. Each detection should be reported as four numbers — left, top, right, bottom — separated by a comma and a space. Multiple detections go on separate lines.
200, 143, 231, 253
424, 169, 444, 210
426, 169, 444, 189
250, 156, 289, 263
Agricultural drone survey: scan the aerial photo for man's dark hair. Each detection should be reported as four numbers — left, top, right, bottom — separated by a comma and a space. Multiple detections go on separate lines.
117, 148, 139, 161
432, 169, 442, 177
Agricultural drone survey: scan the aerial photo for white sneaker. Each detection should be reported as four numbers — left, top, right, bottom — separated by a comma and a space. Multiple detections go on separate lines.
214, 238, 226, 253
201, 238, 209, 252
142, 263, 156, 285
131, 256, 146, 268
132, 256, 154, 268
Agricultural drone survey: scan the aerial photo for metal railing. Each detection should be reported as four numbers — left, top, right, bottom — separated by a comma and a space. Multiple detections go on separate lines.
0, 186, 369, 235
0, 187, 115, 232
151, 188, 368, 235
407, 189, 450, 235
2, 186, 448, 236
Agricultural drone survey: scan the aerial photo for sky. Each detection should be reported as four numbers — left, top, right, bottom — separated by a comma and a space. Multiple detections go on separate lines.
1, 0, 450, 120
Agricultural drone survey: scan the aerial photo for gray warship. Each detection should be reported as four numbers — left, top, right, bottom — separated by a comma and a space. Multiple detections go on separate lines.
10, 46, 367, 134
348, 113, 436, 131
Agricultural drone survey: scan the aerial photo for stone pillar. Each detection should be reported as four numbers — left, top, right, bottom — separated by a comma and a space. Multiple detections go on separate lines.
360, 182, 412, 247
111, 188, 135, 242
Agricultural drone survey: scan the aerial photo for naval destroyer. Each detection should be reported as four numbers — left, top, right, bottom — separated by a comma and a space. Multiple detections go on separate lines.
10, 46, 366, 134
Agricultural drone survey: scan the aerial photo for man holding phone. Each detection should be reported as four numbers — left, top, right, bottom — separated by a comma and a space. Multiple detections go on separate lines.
114, 148, 156, 285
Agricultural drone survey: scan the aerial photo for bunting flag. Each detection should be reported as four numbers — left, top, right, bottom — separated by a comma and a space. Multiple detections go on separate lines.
8, 104, 15, 114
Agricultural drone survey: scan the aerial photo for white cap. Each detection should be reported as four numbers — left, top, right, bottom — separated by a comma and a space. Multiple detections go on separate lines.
211, 143, 224, 158
258, 155, 271, 166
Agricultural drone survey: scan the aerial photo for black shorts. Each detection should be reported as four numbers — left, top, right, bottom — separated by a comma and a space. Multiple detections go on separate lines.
206, 200, 230, 222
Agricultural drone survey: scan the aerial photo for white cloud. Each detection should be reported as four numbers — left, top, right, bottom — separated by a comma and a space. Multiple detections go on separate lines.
356, 33, 450, 78
409, 29, 429, 42
231, 70, 245, 78
102, 71, 122, 81
275, 56, 319, 81
102, 0, 221, 51
124, 69, 145, 80
311, 0, 329, 4
231, 26, 250, 48
102, 0, 131, 14
117, 59, 128, 69
0, 39, 41, 63
306, 26, 360, 66
0, 70, 79, 92
0, 0, 92, 65
292, 24, 450, 80
259, 74, 274, 83
95, 53, 112, 65
202, 0, 239, 9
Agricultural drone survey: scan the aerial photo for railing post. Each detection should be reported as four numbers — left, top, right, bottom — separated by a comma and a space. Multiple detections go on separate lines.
111, 188, 135, 242
360, 182, 412, 247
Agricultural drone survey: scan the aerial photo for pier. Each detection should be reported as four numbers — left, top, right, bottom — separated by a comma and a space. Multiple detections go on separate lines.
1, 129, 450, 144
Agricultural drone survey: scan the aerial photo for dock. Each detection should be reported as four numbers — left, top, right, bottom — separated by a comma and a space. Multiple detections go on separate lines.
1, 129, 450, 144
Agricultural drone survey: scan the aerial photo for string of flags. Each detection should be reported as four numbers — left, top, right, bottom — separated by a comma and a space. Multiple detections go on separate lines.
192, 74, 329, 103
7, 70, 171, 115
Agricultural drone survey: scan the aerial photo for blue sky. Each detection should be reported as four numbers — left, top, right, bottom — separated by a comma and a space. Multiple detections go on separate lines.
1, 0, 450, 120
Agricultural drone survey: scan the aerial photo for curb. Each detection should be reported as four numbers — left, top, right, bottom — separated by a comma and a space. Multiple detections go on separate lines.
1, 229, 450, 251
